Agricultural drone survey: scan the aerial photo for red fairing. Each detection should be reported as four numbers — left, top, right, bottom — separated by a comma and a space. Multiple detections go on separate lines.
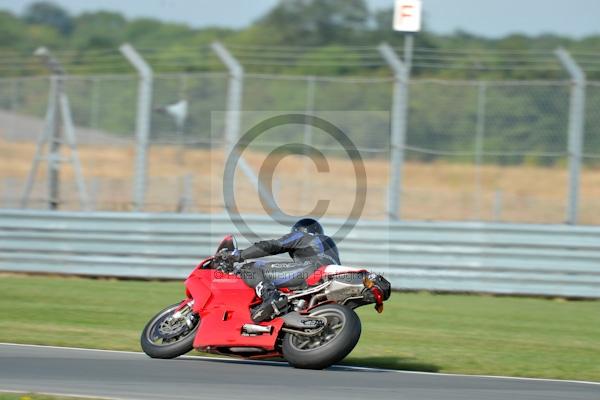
184, 270, 213, 311
185, 268, 284, 351
305, 265, 328, 286
305, 265, 368, 286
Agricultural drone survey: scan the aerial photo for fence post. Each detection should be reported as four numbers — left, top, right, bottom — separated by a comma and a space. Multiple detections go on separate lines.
378, 40, 412, 220
119, 43, 153, 212
21, 47, 64, 210
89, 77, 100, 129
9, 78, 19, 140
177, 174, 193, 213
303, 75, 316, 146
211, 42, 243, 151
493, 189, 503, 222
474, 81, 487, 219
555, 47, 586, 225
89, 177, 100, 211
301, 75, 317, 210
211, 42, 281, 216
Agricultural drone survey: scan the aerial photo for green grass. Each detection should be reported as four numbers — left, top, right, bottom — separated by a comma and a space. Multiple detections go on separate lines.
0, 274, 599, 381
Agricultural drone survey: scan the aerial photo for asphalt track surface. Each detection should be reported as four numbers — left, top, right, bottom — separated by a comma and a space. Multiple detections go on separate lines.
0, 344, 598, 400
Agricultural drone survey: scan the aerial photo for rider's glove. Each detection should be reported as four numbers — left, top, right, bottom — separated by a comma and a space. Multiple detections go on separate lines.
228, 249, 243, 263
215, 249, 243, 272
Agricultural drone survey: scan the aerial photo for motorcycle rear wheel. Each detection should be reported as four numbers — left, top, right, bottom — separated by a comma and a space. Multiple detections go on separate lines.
282, 304, 361, 370
141, 302, 199, 359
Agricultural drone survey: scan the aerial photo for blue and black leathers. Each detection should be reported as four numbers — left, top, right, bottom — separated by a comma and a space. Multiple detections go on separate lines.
239, 231, 340, 290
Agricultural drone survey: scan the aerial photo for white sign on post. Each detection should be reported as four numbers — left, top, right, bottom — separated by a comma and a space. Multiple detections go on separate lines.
394, 0, 422, 32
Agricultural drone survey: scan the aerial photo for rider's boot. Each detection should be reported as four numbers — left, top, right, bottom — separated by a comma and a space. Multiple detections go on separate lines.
251, 281, 289, 323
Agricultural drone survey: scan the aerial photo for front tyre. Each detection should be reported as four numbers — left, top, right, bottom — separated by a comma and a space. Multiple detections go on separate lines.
141, 302, 199, 359
282, 304, 361, 370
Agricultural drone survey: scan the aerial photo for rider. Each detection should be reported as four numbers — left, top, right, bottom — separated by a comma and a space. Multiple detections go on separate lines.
219, 218, 340, 323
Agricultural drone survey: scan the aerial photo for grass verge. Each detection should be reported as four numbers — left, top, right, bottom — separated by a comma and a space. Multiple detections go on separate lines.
0, 274, 598, 381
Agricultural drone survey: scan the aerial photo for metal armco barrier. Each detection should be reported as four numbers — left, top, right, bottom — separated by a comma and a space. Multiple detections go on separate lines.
0, 209, 599, 298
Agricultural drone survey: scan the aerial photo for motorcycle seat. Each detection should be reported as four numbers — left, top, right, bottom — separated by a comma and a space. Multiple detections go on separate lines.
260, 260, 321, 290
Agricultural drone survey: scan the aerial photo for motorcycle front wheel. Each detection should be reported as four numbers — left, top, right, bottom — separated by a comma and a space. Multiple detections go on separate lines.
140, 302, 199, 359
282, 303, 361, 370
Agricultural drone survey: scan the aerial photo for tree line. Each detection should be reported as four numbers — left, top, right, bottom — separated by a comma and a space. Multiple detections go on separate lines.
1, 1, 599, 164
1, 0, 600, 79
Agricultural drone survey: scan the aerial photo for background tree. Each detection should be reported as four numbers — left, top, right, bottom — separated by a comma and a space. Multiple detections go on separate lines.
70, 11, 127, 50
0, 11, 26, 47
249, 0, 370, 45
23, 1, 72, 35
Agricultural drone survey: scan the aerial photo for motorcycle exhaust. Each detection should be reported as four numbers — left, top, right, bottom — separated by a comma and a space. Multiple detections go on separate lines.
228, 347, 265, 353
282, 312, 326, 330
242, 324, 273, 335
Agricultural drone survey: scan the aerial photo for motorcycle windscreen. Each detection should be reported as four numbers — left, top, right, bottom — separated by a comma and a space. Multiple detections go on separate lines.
215, 234, 237, 255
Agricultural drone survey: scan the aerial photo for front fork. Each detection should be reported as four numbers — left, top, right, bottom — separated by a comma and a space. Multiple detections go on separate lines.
173, 299, 196, 328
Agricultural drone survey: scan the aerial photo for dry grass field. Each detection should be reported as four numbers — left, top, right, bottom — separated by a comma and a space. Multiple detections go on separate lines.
2, 139, 599, 224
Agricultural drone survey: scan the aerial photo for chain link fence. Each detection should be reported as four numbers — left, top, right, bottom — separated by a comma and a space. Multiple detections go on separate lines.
582, 81, 600, 223
402, 79, 573, 222
0, 71, 598, 224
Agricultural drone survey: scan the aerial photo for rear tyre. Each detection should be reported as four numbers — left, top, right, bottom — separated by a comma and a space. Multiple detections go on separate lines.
141, 302, 199, 359
282, 304, 361, 370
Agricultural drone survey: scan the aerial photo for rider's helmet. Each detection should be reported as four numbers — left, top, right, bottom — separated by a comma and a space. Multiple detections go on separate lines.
291, 218, 324, 235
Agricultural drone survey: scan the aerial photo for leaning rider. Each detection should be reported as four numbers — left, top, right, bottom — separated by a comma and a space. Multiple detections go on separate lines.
218, 218, 340, 323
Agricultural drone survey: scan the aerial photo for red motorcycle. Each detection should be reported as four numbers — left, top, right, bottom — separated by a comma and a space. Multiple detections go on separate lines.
141, 235, 391, 369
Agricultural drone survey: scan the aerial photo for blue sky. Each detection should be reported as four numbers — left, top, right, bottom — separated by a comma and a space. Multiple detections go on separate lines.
1, 0, 599, 38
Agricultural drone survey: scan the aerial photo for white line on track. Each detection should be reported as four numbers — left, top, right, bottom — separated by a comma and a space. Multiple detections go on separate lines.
1, 342, 599, 387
